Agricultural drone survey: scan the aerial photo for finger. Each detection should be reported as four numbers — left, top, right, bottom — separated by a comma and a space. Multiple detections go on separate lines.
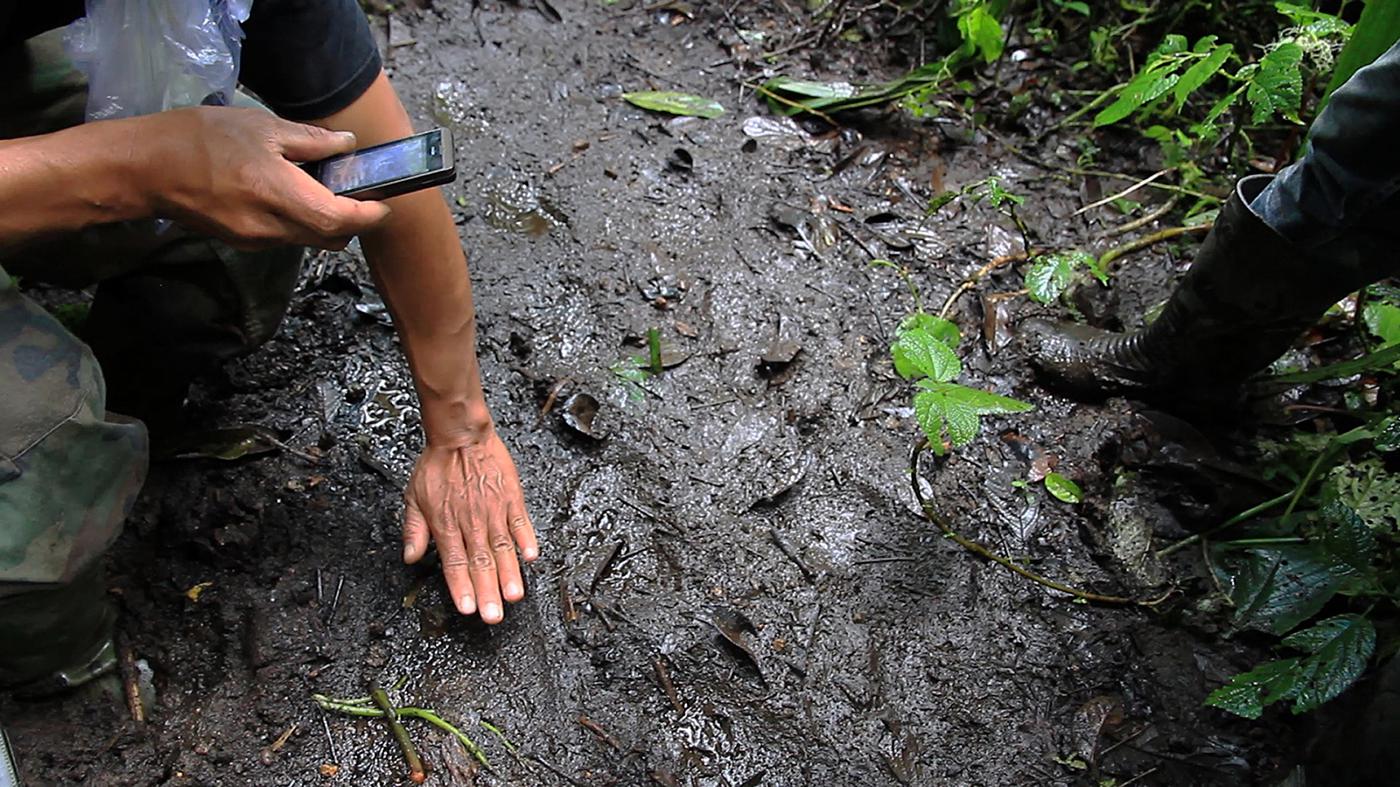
508, 498, 540, 563
464, 504, 504, 624
276, 167, 393, 241
435, 500, 477, 616
488, 510, 525, 604
272, 121, 359, 163
402, 493, 430, 564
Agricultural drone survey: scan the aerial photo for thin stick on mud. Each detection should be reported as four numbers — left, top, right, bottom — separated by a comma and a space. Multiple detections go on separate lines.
652, 656, 684, 714
1073, 168, 1172, 216
577, 715, 623, 751
116, 639, 144, 723
1098, 224, 1211, 270
1099, 196, 1179, 238
371, 686, 427, 784
909, 440, 1171, 607
937, 250, 1037, 319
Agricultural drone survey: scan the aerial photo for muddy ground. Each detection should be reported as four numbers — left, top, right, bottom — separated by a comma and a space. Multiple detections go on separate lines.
5, 2, 1303, 785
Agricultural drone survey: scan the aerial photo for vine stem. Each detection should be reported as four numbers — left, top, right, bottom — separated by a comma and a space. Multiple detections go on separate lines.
1155, 490, 1293, 559
1098, 224, 1211, 270
937, 250, 1039, 319
372, 686, 426, 784
313, 694, 491, 769
909, 440, 1171, 607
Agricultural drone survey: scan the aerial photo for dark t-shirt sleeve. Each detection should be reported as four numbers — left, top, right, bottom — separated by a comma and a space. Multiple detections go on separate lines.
238, 0, 381, 121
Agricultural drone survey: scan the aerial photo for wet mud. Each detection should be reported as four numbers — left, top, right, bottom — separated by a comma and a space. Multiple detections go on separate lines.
5, 2, 1294, 785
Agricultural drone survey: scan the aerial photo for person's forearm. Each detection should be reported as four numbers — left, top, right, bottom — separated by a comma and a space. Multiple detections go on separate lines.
314, 72, 492, 444
362, 192, 492, 443
0, 120, 150, 248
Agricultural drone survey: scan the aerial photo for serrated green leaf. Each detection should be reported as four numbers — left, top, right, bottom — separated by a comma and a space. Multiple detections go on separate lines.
1213, 545, 1343, 635
1362, 302, 1400, 346
892, 329, 962, 382
897, 312, 961, 348
914, 381, 1033, 451
1173, 43, 1233, 112
1246, 43, 1304, 123
1045, 472, 1084, 504
1206, 658, 1301, 719
1025, 251, 1095, 304
1317, 501, 1377, 577
1281, 614, 1376, 714
1095, 71, 1181, 127
622, 91, 725, 119
957, 4, 1004, 64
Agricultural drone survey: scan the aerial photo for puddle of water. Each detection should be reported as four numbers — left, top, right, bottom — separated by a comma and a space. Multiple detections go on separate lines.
482, 179, 565, 236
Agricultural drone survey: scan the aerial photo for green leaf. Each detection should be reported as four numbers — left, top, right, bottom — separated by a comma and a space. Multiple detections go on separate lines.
1374, 416, 1400, 452
1213, 545, 1342, 635
761, 77, 858, 100
1094, 70, 1181, 127
1246, 43, 1304, 123
1206, 658, 1302, 719
1325, 459, 1400, 535
1045, 472, 1084, 504
914, 381, 1034, 451
1025, 251, 1096, 304
892, 329, 962, 382
1362, 302, 1400, 346
1173, 43, 1233, 112
898, 312, 961, 348
1268, 342, 1400, 384
957, 3, 1005, 64
622, 91, 725, 119
1316, 500, 1377, 578
1280, 614, 1376, 714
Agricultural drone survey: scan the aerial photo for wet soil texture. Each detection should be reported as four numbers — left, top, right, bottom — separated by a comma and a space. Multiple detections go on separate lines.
6, 2, 1292, 785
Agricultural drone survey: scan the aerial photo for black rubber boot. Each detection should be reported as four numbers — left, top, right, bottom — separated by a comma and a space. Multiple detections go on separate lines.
1021, 174, 1400, 397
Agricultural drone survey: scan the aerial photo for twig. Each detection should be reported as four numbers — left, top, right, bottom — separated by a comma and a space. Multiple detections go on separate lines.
479, 720, 521, 759
769, 528, 816, 581
117, 640, 144, 723
577, 715, 623, 751
910, 440, 1171, 607
653, 656, 684, 714
937, 250, 1038, 319
1099, 196, 1179, 238
1098, 224, 1211, 270
1073, 168, 1172, 216
372, 686, 426, 784
314, 694, 490, 769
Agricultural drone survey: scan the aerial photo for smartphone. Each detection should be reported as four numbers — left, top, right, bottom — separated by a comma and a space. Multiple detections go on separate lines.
303, 128, 456, 201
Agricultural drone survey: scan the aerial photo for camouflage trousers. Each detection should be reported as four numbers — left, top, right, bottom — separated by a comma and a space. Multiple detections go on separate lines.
0, 32, 303, 689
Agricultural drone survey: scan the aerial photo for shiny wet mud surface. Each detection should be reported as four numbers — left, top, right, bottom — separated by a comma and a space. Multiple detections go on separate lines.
6, 2, 1293, 785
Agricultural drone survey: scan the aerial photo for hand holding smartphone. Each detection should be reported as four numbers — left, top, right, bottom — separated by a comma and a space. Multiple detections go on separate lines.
302, 128, 456, 200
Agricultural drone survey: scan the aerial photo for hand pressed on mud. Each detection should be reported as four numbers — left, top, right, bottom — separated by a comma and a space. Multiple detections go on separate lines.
401, 430, 539, 624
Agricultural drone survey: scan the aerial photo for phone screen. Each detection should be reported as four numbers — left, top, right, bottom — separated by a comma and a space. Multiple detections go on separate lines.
320, 131, 443, 194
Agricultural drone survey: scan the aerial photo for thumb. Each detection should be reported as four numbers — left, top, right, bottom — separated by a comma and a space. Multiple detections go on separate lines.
402, 493, 431, 564
273, 120, 359, 163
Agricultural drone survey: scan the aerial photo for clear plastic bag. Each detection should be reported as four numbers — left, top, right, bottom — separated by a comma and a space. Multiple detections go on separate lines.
64, 0, 253, 122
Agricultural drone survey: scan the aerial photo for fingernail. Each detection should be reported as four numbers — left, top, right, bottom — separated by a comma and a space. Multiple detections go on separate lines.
460, 595, 476, 614
483, 602, 502, 621
524, 548, 539, 561
402, 544, 414, 562
336, 131, 356, 143
505, 582, 522, 598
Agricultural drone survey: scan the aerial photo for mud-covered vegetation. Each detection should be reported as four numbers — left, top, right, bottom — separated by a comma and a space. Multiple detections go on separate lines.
7, 0, 1400, 785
